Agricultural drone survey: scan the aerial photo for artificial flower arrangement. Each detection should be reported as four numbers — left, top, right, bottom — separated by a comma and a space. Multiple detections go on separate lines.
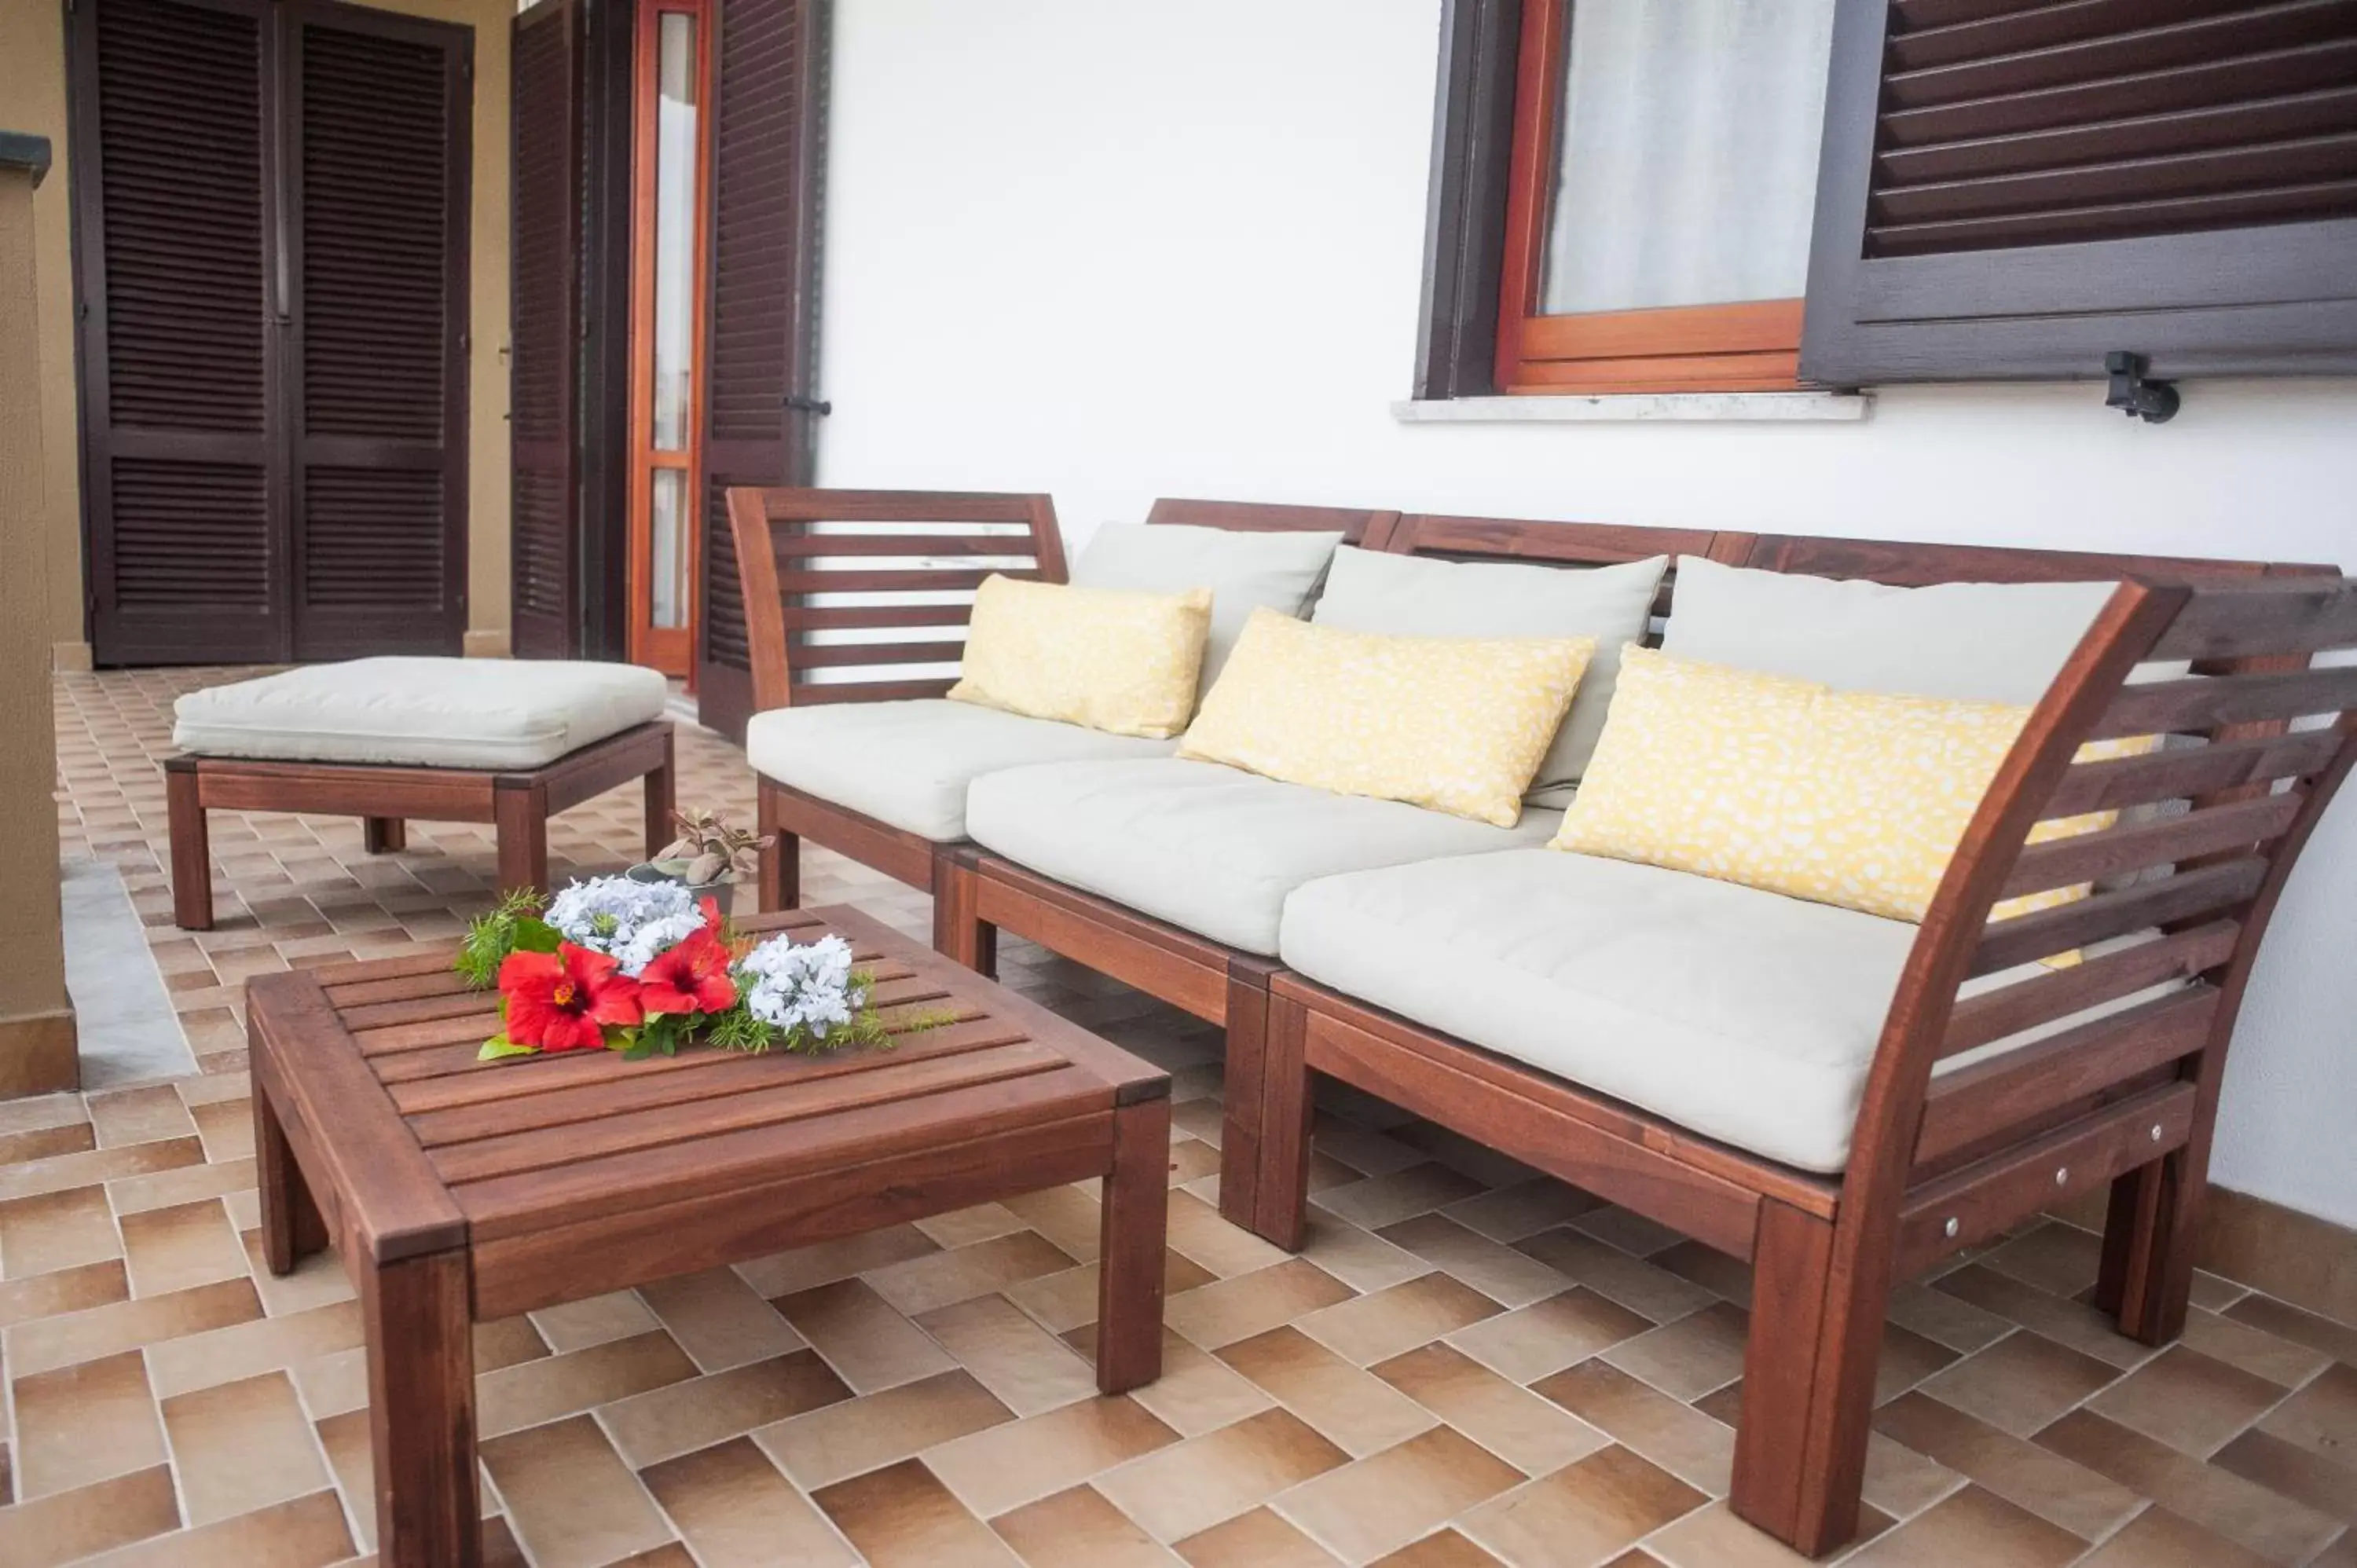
453, 876, 900, 1062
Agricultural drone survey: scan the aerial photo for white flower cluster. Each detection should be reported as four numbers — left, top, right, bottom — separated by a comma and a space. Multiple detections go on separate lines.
544, 875, 702, 976
737, 932, 857, 1040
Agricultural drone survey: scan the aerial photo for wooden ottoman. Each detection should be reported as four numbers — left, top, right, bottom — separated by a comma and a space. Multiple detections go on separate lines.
245, 905, 1171, 1567
166, 658, 676, 929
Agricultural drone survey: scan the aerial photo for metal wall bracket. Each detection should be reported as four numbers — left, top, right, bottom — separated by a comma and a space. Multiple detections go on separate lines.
2104, 351, 2179, 424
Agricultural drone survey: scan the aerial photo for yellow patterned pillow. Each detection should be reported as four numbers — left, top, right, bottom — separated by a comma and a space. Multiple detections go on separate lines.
1551, 647, 2033, 922
1177, 609, 1593, 826
948, 575, 1211, 739
1992, 733, 2160, 964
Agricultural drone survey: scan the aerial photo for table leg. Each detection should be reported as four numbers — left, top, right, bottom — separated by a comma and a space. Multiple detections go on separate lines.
165, 760, 214, 930
364, 818, 408, 854
1096, 1094, 1171, 1394
255, 1084, 328, 1275
365, 1248, 479, 1568
643, 728, 676, 859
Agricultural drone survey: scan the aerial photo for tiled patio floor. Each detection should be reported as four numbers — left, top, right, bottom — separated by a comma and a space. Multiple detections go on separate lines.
5, 669, 2355, 1566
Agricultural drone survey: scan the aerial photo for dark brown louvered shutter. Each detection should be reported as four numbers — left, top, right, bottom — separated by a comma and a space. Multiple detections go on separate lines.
73, 0, 284, 665
1803, 0, 2357, 383
288, 4, 471, 659
697, 0, 828, 742
510, 0, 585, 658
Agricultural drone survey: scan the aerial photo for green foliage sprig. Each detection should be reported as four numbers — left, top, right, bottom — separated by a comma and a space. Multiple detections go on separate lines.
456, 886, 557, 988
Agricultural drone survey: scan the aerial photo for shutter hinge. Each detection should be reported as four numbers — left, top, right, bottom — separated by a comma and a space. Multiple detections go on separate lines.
463, 56, 474, 84
2103, 352, 2179, 425
783, 394, 831, 416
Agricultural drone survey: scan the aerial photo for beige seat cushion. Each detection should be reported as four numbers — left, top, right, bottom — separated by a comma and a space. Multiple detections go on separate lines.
744, 699, 1175, 842
171, 658, 669, 771
964, 758, 1560, 955
1278, 848, 2179, 1173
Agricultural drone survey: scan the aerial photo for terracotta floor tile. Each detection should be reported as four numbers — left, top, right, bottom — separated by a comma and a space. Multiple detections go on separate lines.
1375, 1214, 1576, 1310
1981, 1222, 2105, 1299
1457, 1442, 1706, 1568
1318, 1164, 1489, 1233
1646, 1240, 1752, 1306
1602, 1302, 1750, 1401
1277, 1425, 1526, 1562
1370, 1530, 1507, 1566
2209, 1427, 2357, 1526
185, 1097, 254, 1163
917, 1291, 1099, 1416
775, 1277, 958, 1393
1298, 1273, 1503, 1367
1534, 1361, 1734, 1496
1842, 1484, 2081, 1568
1931, 1265, 2153, 1371
914, 1200, 1028, 1251
1885, 1280, 2013, 1354
2036, 1409, 2341, 1563
1568, 1207, 1689, 1261
103, 1156, 256, 1218
1873, 1389, 2139, 1539
141, 1291, 352, 1397
1444, 1286, 1655, 1387
0, 1464, 179, 1568
1175, 1506, 1343, 1566
2223, 1295, 2357, 1368
1094, 1408, 1350, 1543
640, 1436, 857, 1568
159, 1370, 330, 1526
1295, 1207, 1435, 1295
1373, 1343, 1610, 1478
1166, 1258, 1358, 1351
999, 1183, 1105, 1264
1513, 1229, 1714, 1324
0, 1137, 203, 1205
1644, 1500, 1886, 1567
2256, 1361, 2357, 1462
478, 1414, 675, 1568
0, 1258, 127, 1330
2086, 1343, 2288, 1456
0, 1126, 96, 1167
734, 1222, 940, 1299
310, 1408, 375, 1547
1439, 1178, 1603, 1245
237, 1233, 356, 1318
9, 1350, 167, 1500
0, 1184, 122, 1281
602, 1347, 850, 1468
118, 1198, 247, 1298
866, 1229, 1079, 1317
2181, 1307, 2335, 1389
528, 1288, 660, 1353
472, 1313, 551, 1373
0, 1095, 87, 1141
1124, 1329, 1279, 1438
992, 1483, 1183, 1567
1215, 1326, 1435, 1458
9, 1276, 263, 1380
1165, 1190, 1292, 1280
478, 1327, 698, 1440
1920, 1329, 2121, 1437
636, 1266, 805, 1373
1007, 1253, 1215, 1335
2077, 1505, 2278, 1568
759, 1368, 1014, 1491
813, 1457, 1020, 1566
74, 1488, 353, 1568
924, 1392, 1179, 1519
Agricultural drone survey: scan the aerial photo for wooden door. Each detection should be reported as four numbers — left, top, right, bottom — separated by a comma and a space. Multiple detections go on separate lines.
73, 0, 286, 665
694, 0, 827, 741
511, 0, 585, 658
287, 2, 471, 659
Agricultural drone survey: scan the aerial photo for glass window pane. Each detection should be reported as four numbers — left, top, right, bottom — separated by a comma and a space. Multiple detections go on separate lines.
649, 468, 689, 629
651, 13, 698, 451
1540, 0, 1835, 316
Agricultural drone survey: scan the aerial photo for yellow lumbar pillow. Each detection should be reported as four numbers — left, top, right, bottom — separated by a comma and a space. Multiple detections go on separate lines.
948, 575, 1211, 739
1552, 647, 2036, 923
1178, 608, 1594, 827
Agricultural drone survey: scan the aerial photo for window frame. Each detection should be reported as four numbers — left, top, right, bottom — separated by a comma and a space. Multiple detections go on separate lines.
1487, 0, 1813, 395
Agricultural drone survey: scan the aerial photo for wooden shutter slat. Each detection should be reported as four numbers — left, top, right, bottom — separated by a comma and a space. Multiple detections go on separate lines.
509, 0, 583, 658
1874, 131, 2357, 223
1885, 2, 2356, 108
1882, 40, 2357, 145
1880, 85, 2357, 182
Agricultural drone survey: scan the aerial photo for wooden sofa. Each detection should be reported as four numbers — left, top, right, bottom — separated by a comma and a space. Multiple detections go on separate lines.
726, 486, 1390, 1220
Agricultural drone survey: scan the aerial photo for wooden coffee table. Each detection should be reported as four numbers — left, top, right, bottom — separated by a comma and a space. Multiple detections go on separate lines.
245, 905, 1171, 1567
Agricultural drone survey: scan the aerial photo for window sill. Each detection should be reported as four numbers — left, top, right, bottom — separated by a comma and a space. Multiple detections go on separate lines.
1391, 391, 1871, 424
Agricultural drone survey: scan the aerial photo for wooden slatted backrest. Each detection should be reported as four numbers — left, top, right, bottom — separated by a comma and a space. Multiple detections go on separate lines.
1843, 577, 2357, 1234
727, 488, 1065, 713
1384, 514, 1743, 624
1144, 497, 1397, 543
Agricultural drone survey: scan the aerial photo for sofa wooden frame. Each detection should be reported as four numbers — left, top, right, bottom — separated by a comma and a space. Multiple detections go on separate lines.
728, 488, 1395, 1215
935, 519, 2350, 1555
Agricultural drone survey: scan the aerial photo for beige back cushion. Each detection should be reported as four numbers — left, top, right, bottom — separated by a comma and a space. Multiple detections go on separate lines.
1071, 523, 1347, 692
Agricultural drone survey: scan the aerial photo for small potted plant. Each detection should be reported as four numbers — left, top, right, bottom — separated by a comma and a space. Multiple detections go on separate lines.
632, 807, 772, 895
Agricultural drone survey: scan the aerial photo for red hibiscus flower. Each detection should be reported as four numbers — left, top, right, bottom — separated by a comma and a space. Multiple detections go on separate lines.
499, 943, 643, 1053
637, 925, 738, 1017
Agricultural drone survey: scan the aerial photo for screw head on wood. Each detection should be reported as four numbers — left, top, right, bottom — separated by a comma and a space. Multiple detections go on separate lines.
2150, 1124, 2164, 1141
1943, 1217, 1960, 1238
2055, 1167, 2070, 1185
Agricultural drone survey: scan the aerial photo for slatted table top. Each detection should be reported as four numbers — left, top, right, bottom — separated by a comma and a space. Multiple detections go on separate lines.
246, 906, 1169, 1306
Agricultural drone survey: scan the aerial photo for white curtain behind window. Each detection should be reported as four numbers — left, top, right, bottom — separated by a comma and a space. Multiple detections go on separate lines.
1540, 0, 1836, 315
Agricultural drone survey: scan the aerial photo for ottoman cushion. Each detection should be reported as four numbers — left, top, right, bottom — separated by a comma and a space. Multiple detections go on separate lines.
172, 658, 671, 771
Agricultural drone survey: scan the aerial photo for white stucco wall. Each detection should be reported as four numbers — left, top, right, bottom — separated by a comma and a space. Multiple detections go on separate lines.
813, 0, 2357, 1227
